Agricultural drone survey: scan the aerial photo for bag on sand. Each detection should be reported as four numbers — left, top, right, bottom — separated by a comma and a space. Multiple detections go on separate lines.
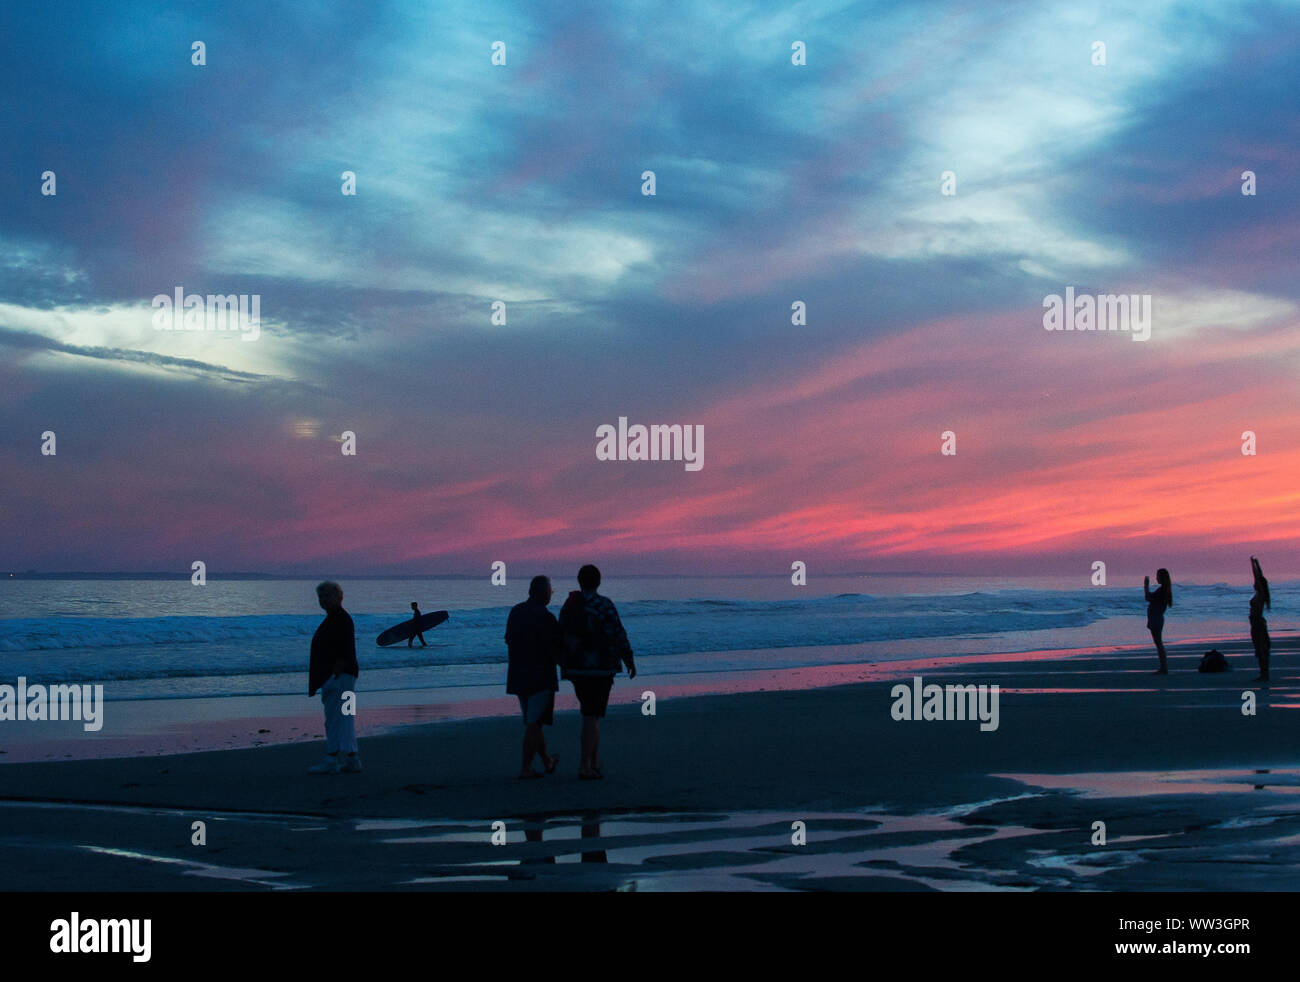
1198, 649, 1230, 673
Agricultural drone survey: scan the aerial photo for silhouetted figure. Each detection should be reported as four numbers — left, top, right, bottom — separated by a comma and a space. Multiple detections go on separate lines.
559, 564, 635, 779
1144, 568, 1173, 674
307, 581, 361, 773
407, 601, 428, 648
505, 576, 561, 778
1250, 556, 1272, 683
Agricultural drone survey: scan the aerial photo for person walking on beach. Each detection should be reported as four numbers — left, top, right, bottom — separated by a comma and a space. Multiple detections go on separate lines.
559, 564, 635, 780
1250, 556, 1272, 683
307, 581, 362, 773
505, 575, 562, 779
408, 601, 428, 648
1145, 568, 1173, 674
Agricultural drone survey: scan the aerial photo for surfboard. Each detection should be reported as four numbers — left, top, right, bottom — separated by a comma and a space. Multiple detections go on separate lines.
376, 610, 448, 647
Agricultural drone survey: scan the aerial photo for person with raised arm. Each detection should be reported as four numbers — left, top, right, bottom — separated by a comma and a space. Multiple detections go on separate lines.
1144, 568, 1173, 674
1250, 556, 1272, 683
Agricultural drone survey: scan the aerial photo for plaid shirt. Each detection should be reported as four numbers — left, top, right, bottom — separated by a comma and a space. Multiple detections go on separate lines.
561, 590, 635, 676
585, 592, 634, 665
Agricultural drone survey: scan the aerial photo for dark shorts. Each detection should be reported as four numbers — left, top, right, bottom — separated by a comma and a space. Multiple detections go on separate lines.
571, 676, 613, 718
517, 690, 555, 726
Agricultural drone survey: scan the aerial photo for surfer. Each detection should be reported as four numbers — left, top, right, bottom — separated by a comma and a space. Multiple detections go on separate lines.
1144, 568, 1173, 674
559, 565, 636, 780
505, 576, 562, 778
307, 581, 362, 774
408, 601, 428, 647
1249, 556, 1271, 682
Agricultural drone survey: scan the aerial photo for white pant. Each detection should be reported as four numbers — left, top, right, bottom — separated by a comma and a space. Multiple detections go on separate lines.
321, 673, 358, 755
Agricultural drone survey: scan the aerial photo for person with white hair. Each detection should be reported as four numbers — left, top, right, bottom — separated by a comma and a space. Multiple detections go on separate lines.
307, 581, 362, 773
505, 575, 562, 778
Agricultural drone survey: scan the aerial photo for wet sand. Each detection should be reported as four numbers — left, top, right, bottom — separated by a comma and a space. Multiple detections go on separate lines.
2, 636, 1298, 890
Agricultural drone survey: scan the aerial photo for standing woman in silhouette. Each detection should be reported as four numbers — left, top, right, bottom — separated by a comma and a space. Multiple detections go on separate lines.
1250, 556, 1271, 682
1145, 568, 1173, 674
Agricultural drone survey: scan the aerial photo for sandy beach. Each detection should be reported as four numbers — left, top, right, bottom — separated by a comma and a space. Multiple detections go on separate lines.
2, 635, 1298, 891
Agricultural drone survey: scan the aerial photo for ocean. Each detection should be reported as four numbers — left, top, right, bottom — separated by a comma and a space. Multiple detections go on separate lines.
0, 573, 1289, 702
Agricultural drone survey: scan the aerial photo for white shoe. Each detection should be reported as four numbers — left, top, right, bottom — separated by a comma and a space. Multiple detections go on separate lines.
307, 755, 343, 774
340, 754, 363, 773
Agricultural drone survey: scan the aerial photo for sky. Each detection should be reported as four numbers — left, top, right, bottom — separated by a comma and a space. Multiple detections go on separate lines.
2, 0, 1298, 576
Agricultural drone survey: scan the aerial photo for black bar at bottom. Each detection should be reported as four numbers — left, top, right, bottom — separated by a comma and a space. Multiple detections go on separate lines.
6, 891, 1282, 969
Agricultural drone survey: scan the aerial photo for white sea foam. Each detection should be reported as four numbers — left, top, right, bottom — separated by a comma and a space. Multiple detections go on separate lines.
0, 580, 1288, 695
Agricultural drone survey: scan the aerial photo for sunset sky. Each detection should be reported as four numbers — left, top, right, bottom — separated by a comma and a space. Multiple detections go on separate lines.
2, 1, 1298, 575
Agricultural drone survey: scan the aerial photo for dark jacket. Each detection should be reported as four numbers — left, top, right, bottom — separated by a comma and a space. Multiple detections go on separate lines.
559, 590, 634, 679
309, 607, 359, 696
505, 598, 561, 695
